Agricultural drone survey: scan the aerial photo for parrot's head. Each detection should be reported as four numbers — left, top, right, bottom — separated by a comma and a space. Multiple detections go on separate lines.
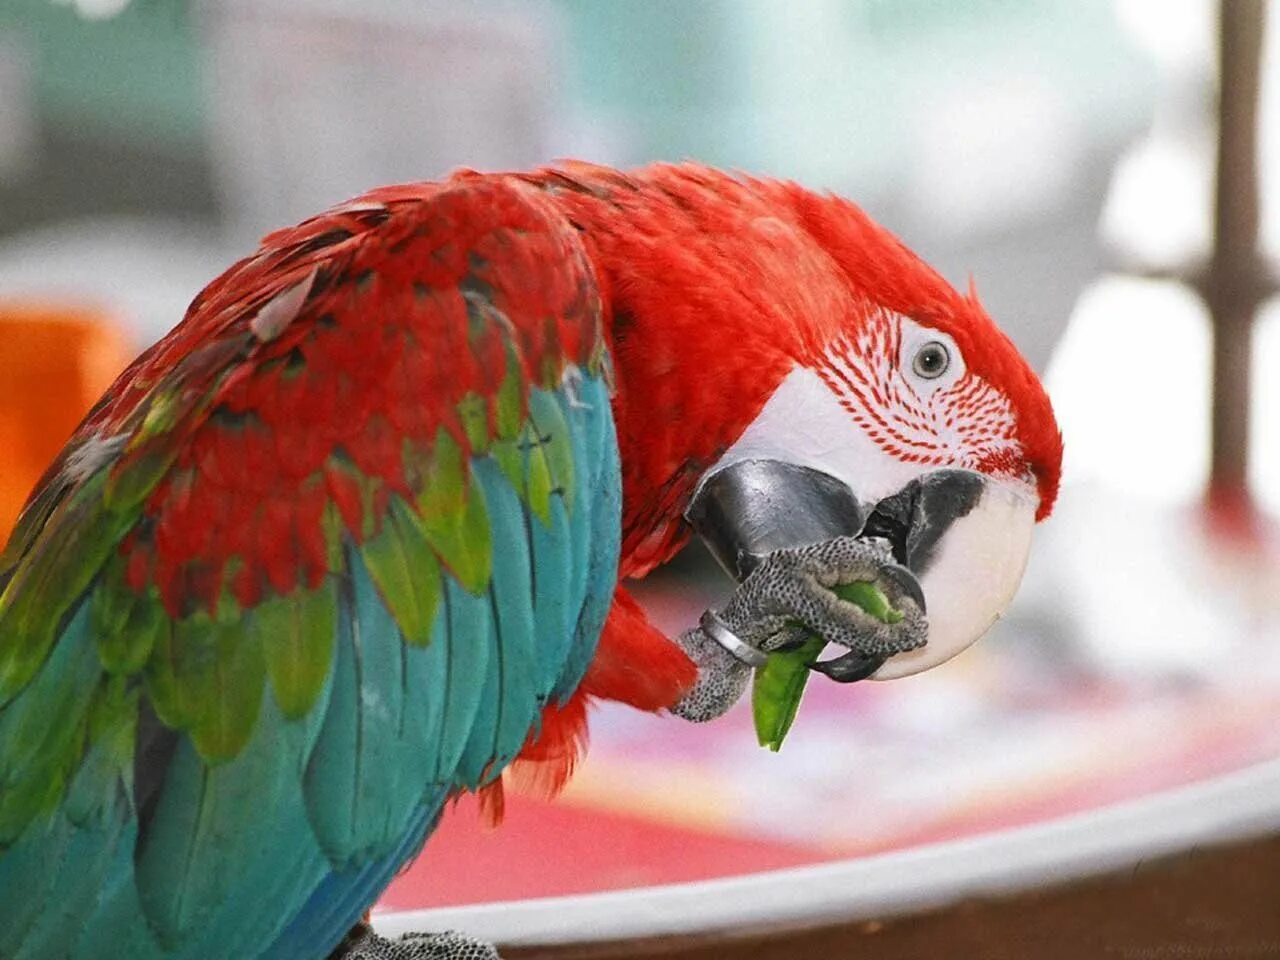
685, 183, 1063, 679
541, 162, 1063, 680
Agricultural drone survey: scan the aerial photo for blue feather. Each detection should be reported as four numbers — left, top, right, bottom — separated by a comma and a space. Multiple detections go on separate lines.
139, 714, 330, 957
303, 555, 432, 868
12, 807, 129, 960
455, 459, 539, 784
72, 819, 165, 960
0, 816, 67, 957
553, 377, 621, 701
433, 577, 493, 784
264, 794, 445, 960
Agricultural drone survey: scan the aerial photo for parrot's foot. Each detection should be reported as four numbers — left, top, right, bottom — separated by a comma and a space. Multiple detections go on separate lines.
670, 536, 926, 722
337, 925, 500, 960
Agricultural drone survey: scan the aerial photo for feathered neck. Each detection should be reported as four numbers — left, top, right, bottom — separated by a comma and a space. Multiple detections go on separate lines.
521, 162, 850, 576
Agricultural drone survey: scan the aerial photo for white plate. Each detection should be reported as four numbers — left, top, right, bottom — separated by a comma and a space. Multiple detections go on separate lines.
376, 757, 1280, 946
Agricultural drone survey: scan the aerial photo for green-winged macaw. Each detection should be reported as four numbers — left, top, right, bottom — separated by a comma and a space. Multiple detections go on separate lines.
0, 162, 1062, 960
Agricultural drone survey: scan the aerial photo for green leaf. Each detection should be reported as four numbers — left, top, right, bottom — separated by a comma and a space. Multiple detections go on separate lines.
751, 637, 825, 752
751, 579, 903, 752
837, 580, 905, 625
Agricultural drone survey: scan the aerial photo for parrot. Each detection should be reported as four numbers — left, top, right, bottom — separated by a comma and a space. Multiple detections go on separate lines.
0, 161, 1062, 960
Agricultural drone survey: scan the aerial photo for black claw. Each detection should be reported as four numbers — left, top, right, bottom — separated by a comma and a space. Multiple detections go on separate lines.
809, 650, 887, 683
877, 561, 926, 614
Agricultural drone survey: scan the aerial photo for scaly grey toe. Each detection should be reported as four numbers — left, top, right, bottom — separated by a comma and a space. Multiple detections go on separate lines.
342, 929, 501, 960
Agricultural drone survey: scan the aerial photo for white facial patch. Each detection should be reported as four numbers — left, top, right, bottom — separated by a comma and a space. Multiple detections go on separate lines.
820, 315, 1025, 481
697, 364, 924, 507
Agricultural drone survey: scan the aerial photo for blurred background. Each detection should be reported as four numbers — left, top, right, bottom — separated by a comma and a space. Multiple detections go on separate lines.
2, 0, 1280, 950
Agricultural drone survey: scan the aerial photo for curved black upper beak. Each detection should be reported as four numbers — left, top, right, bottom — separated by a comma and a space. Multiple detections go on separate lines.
859, 470, 984, 574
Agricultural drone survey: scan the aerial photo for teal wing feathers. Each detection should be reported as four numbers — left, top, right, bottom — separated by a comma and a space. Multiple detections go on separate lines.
0, 175, 619, 960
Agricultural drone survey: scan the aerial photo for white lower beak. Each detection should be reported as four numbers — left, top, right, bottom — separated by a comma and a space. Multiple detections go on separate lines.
871, 478, 1037, 679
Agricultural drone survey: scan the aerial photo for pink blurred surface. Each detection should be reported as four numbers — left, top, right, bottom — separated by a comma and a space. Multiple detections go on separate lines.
379, 492, 1280, 912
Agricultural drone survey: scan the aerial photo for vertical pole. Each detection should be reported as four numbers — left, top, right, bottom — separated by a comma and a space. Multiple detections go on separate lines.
1207, 0, 1265, 500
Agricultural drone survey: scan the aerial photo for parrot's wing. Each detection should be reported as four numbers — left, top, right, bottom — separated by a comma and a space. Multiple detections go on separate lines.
0, 176, 620, 959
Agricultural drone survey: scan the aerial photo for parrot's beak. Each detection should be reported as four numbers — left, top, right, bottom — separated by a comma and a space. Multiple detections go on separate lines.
685, 460, 871, 580
858, 469, 1036, 679
685, 461, 1037, 680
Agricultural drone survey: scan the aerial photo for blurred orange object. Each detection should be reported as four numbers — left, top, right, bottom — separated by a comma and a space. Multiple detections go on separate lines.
0, 304, 133, 543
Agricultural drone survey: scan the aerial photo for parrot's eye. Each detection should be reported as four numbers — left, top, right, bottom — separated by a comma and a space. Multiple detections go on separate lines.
912, 341, 950, 380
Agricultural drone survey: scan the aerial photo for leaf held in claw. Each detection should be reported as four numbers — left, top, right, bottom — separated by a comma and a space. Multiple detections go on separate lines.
751, 580, 902, 752
751, 637, 826, 753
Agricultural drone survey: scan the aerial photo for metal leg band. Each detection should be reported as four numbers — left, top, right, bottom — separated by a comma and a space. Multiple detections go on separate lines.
699, 609, 769, 668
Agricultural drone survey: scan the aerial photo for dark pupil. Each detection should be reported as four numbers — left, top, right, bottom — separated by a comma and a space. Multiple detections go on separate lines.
920, 348, 942, 370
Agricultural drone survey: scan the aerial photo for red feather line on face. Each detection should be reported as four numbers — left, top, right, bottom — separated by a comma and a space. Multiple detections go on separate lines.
814, 317, 1030, 484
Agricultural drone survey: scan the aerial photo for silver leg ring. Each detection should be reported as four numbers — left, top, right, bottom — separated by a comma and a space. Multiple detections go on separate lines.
700, 609, 769, 668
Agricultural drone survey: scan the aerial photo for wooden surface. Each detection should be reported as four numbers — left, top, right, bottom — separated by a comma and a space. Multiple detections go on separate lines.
506, 831, 1280, 959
